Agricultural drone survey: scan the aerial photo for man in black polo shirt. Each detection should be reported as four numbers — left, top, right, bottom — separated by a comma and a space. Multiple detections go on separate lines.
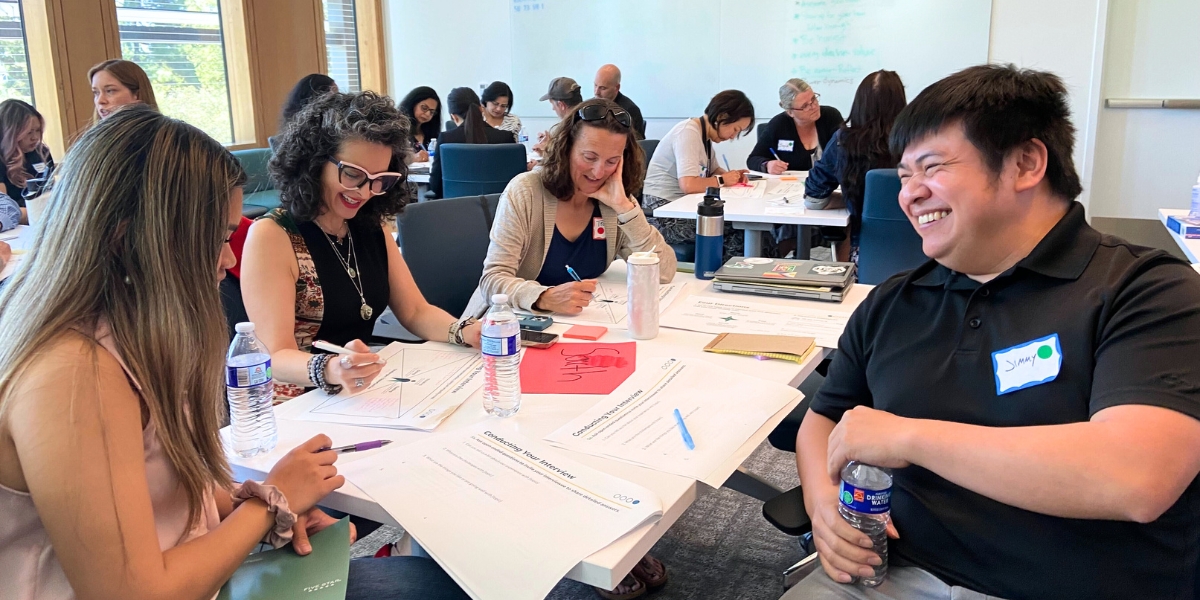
784, 64, 1200, 600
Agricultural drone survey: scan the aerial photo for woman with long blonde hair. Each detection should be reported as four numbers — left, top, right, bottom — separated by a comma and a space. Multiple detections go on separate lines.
0, 106, 465, 600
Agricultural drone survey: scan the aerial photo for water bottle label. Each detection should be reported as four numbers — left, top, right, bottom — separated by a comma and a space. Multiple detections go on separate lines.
226, 359, 272, 388
481, 334, 518, 357
840, 481, 891, 514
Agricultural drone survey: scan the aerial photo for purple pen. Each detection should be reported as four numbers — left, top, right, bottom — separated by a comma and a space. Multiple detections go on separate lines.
328, 440, 392, 454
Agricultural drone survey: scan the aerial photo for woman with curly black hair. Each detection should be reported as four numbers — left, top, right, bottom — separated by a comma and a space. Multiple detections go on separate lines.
241, 91, 481, 403
397, 86, 441, 162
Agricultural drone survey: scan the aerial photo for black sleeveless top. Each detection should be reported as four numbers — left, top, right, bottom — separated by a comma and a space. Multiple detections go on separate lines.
263, 209, 390, 398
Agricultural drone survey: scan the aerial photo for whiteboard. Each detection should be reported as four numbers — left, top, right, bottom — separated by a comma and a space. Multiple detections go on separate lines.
508, 0, 993, 118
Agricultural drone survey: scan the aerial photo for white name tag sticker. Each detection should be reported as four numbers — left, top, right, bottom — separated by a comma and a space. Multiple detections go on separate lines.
992, 333, 1062, 395
777, 140, 795, 152
592, 217, 606, 240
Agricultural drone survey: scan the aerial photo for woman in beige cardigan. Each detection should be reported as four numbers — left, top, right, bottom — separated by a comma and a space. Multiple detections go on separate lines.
465, 98, 675, 321
465, 98, 674, 599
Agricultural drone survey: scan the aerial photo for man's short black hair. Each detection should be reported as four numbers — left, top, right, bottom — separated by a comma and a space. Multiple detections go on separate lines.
890, 64, 1083, 201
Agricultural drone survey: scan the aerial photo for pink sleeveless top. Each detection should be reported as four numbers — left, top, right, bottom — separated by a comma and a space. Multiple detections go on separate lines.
0, 325, 220, 599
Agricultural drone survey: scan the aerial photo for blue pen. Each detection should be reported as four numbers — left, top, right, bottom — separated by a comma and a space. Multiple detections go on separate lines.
770, 148, 782, 161
673, 408, 695, 450
565, 264, 582, 282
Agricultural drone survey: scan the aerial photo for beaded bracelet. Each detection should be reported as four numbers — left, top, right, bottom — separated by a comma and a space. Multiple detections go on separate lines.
307, 353, 341, 395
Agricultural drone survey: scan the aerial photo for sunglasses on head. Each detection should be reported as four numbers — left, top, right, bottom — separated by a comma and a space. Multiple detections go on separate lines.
327, 158, 403, 195
576, 105, 632, 129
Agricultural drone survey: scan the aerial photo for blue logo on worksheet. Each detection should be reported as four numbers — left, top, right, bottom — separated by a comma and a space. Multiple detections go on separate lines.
613, 494, 640, 505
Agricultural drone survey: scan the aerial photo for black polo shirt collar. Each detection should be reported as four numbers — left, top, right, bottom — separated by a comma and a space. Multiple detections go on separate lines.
912, 202, 1099, 289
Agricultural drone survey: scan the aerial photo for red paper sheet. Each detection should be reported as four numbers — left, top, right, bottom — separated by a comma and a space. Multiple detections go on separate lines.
519, 342, 636, 395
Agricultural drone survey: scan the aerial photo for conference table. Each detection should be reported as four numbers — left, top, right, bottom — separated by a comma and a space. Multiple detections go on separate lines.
1158, 208, 1200, 263
225, 262, 868, 590
0, 224, 32, 281
653, 176, 850, 259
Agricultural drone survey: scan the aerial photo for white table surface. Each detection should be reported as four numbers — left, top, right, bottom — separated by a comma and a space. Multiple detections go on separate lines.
226, 264, 869, 589
0, 224, 32, 280
1158, 209, 1200, 263
653, 180, 850, 228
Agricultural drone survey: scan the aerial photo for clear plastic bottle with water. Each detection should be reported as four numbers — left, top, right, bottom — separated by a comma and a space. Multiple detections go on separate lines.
427, 139, 437, 162
838, 461, 893, 587
481, 294, 521, 417
226, 323, 278, 458
518, 126, 530, 146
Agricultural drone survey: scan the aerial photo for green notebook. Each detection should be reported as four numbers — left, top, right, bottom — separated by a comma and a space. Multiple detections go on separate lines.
217, 517, 351, 600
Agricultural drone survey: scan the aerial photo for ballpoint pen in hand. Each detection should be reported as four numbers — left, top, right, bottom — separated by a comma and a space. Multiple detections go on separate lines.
565, 264, 583, 282
322, 440, 392, 454
312, 340, 387, 365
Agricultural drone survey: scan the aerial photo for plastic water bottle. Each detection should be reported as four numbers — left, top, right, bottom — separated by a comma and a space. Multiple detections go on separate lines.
695, 187, 725, 280
481, 294, 521, 417
627, 251, 660, 340
838, 461, 893, 587
1189, 173, 1200, 217
427, 139, 437, 162
518, 126, 530, 145
226, 323, 278, 458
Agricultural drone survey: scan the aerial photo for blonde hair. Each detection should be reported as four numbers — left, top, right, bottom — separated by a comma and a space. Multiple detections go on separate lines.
0, 106, 245, 531
88, 59, 159, 121
779, 78, 812, 110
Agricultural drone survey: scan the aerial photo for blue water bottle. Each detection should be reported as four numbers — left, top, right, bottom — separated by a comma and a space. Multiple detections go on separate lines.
695, 187, 725, 279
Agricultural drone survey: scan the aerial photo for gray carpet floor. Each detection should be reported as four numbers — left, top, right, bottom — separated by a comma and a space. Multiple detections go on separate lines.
350, 441, 807, 600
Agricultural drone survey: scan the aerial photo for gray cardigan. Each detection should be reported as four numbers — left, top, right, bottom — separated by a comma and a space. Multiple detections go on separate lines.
464, 171, 676, 317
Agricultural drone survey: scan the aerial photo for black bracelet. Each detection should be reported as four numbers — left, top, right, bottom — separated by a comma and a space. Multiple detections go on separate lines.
309, 353, 341, 395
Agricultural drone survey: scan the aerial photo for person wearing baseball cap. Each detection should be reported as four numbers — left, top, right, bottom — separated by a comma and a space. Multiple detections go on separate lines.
533, 77, 586, 154
540, 76, 584, 118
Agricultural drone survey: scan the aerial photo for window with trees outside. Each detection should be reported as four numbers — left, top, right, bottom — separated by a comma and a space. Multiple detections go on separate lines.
117, 0, 234, 144
0, 0, 33, 104
323, 0, 360, 93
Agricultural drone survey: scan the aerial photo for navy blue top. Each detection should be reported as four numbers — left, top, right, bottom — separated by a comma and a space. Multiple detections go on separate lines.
804, 129, 862, 244
536, 201, 607, 286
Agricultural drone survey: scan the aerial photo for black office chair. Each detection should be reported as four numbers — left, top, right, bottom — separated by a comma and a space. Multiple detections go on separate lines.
396, 195, 493, 317
637, 138, 660, 163
757, 122, 769, 140
440, 143, 527, 198
858, 169, 926, 284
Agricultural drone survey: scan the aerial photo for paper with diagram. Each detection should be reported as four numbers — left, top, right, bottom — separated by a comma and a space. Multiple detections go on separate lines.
660, 295, 851, 348
339, 422, 663, 600
551, 280, 684, 328
544, 357, 800, 485
282, 342, 483, 431
721, 180, 767, 199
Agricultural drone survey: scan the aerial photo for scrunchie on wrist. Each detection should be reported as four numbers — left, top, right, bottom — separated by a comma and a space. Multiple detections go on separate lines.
231, 480, 297, 548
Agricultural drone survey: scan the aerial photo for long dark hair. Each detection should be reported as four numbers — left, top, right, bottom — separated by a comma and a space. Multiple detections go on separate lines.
447, 87, 486, 144
280, 73, 336, 127
0, 99, 47, 189
481, 81, 513, 114
841, 71, 907, 212
398, 86, 441, 143
541, 98, 645, 200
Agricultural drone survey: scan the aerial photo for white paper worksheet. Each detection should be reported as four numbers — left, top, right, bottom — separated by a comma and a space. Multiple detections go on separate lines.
660, 295, 851, 348
544, 357, 800, 482
339, 422, 663, 600
548, 276, 684, 329
278, 343, 483, 431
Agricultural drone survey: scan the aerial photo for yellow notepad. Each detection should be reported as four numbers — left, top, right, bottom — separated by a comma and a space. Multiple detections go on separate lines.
702, 333, 817, 364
